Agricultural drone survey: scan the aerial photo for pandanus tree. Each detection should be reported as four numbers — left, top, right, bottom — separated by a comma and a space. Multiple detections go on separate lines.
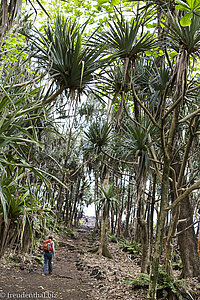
163, 12, 200, 277
0, 2, 63, 255
29, 15, 105, 104
93, 12, 156, 122
147, 12, 200, 298
83, 120, 114, 257
118, 118, 157, 273
90, 12, 156, 240
27, 14, 106, 215
0, 62, 55, 256
93, 5, 200, 298
28, 14, 106, 159
97, 183, 117, 258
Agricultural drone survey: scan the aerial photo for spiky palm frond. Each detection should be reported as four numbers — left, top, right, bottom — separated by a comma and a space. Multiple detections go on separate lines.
83, 121, 112, 155
0, 166, 30, 219
133, 58, 171, 117
92, 14, 155, 61
134, 59, 170, 94
100, 183, 117, 215
0, 63, 69, 220
29, 15, 105, 96
149, 65, 170, 114
165, 14, 200, 55
100, 62, 131, 95
101, 183, 116, 200
122, 121, 152, 159
118, 119, 158, 185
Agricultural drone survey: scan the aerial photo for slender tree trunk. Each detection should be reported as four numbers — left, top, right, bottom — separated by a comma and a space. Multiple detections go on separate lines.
140, 218, 148, 273
176, 118, 200, 277
125, 176, 132, 237
111, 205, 115, 235
177, 195, 200, 277
66, 184, 73, 227
148, 159, 170, 299
69, 177, 81, 227
94, 204, 100, 233
117, 177, 125, 237
148, 44, 189, 298
165, 117, 200, 277
97, 99, 113, 256
97, 213, 106, 256
97, 211, 112, 258
0, 218, 11, 257
147, 173, 156, 273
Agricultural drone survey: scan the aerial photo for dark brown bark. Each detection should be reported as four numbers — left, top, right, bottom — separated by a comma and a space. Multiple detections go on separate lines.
147, 173, 156, 272
177, 195, 200, 277
148, 159, 170, 299
124, 176, 132, 237
140, 218, 148, 273
168, 118, 200, 278
0, 218, 11, 257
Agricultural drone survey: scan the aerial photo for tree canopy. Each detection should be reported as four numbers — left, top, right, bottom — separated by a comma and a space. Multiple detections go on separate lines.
0, 1, 200, 299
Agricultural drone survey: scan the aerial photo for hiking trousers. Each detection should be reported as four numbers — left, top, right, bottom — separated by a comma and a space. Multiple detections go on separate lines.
43, 251, 53, 274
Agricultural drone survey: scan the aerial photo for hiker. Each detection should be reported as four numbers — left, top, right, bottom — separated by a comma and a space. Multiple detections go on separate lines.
42, 236, 55, 275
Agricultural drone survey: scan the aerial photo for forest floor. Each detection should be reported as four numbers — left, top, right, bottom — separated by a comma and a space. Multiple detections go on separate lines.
0, 217, 199, 300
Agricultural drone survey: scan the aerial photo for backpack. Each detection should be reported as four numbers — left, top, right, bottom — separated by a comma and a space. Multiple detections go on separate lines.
43, 239, 53, 252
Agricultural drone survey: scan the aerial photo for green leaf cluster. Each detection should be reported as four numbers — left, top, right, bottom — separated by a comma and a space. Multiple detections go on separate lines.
119, 239, 141, 255
175, 0, 200, 26
1, 33, 28, 70
83, 120, 112, 154
123, 272, 150, 286
124, 269, 187, 299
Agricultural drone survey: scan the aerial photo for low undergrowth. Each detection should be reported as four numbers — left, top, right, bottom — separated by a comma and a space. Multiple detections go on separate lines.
124, 267, 197, 300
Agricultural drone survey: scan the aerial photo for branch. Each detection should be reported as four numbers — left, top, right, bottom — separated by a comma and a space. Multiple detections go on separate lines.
44, 86, 66, 104
122, 92, 145, 129
101, 149, 139, 166
4, 74, 44, 89
160, 119, 170, 160
17, 86, 66, 115
163, 93, 184, 120
166, 179, 200, 211
187, 83, 200, 93
172, 221, 199, 238
177, 117, 197, 187
131, 83, 161, 129
148, 135, 163, 182
149, 158, 164, 165
100, 159, 135, 179
179, 107, 200, 123
164, 84, 200, 121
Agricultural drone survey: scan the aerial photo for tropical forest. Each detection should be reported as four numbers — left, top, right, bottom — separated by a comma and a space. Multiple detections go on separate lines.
0, 0, 200, 299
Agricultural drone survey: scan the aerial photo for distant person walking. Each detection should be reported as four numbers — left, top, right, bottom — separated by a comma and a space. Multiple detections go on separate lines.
42, 236, 55, 275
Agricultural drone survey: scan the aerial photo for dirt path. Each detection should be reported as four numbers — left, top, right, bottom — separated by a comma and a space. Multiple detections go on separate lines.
0, 221, 95, 300
1, 218, 199, 300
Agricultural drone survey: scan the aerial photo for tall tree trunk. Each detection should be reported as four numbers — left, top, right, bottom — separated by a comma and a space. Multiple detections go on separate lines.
176, 118, 200, 277
97, 209, 112, 258
165, 117, 200, 277
124, 176, 132, 237
177, 195, 200, 277
147, 173, 156, 273
148, 44, 189, 299
148, 159, 170, 299
68, 177, 81, 227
